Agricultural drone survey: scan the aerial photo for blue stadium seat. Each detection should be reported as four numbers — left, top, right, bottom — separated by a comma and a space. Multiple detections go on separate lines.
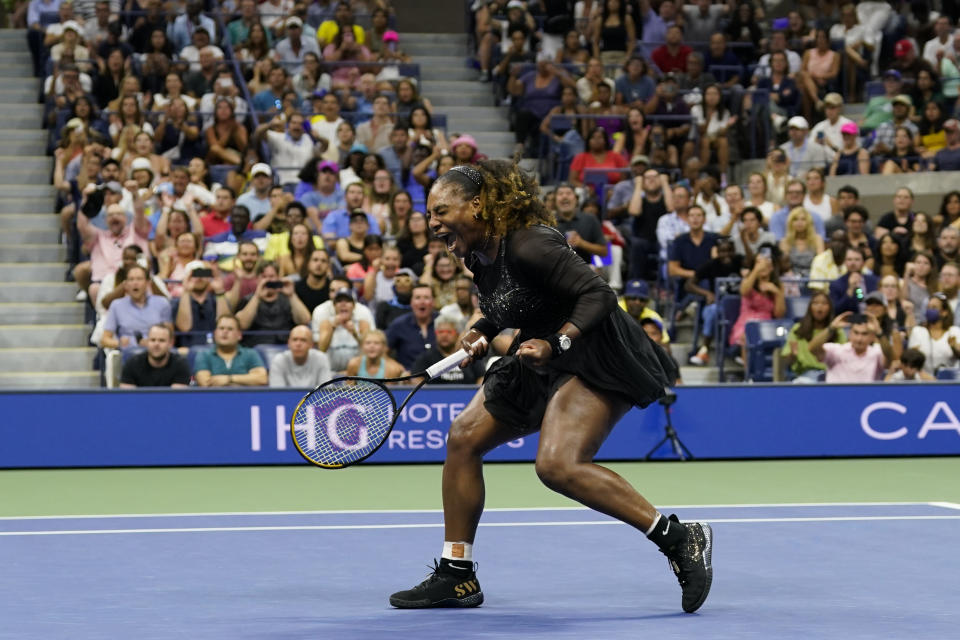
744, 319, 795, 382
785, 296, 810, 321
187, 345, 211, 372
936, 368, 960, 381
716, 294, 741, 379
121, 346, 146, 363
254, 344, 287, 371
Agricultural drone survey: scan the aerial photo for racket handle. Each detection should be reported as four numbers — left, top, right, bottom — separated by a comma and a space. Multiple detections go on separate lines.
426, 348, 469, 379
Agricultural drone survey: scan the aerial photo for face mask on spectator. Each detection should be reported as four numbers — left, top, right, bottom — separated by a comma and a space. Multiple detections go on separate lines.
925, 308, 941, 325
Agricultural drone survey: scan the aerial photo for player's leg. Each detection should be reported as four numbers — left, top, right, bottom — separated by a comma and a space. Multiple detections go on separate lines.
535, 377, 713, 613
390, 387, 526, 609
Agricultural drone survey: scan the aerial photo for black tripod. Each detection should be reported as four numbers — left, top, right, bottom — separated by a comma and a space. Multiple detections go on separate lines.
644, 390, 693, 461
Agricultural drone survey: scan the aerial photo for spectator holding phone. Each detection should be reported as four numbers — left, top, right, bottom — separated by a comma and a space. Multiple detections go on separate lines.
119, 324, 192, 388
829, 247, 877, 314
729, 249, 786, 364
315, 285, 372, 374
235, 261, 312, 346
173, 260, 231, 347
194, 314, 268, 387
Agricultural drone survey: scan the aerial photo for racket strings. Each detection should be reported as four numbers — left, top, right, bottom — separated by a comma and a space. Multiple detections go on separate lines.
292, 380, 396, 467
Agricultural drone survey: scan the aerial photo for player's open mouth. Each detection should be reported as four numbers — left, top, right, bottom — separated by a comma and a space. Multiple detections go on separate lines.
435, 231, 458, 253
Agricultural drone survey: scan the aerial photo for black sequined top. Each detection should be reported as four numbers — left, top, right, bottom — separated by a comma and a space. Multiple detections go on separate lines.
470, 224, 617, 342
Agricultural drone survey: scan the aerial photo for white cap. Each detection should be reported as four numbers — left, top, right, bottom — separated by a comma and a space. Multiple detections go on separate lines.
185, 260, 207, 275
506, 0, 525, 9
285, 16, 303, 29
250, 162, 272, 177
61, 20, 82, 34
787, 116, 809, 130
130, 157, 154, 177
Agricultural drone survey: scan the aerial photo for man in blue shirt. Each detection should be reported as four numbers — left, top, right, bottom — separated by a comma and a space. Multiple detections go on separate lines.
252, 63, 291, 115
829, 247, 878, 314
321, 182, 380, 242
667, 205, 718, 286
378, 127, 411, 185
167, 0, 216, 54
386, 284, 437, 369
27, 0, 63, 75
101, 264, 173, 349
301, 160, 345, 222
236, 163, 274, 221
194, 314, 268, 387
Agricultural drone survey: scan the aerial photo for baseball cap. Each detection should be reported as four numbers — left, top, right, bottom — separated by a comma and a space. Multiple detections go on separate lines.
894, 39, 913, 58
185, 260, 208, 275
864, 291, 885, 305
285, 16, 302, 28
506, 0, 525, 9
61, 20, 81, 34
787, 116, 809, 130
333, 287, 356, 302
130, 157, 154, 177
892, 94, 912, 107
317, 160, 339, 173
348, 143, 368, 154
395, 267, 418, 280
250, 162, 272, 177
349, 209, 368, 221
630, 154, 650, 166
662, 71, 678, 82
840, 121, 859, 136
640, 316, 664, 331
451, 134, 478, 151
944, 118, 960, 131
382, 29, 399, 43
103, 181, 124, 193
883, 69, 902, 81
64, 117, 85, 132
823, 92, 843, 107
624, 279, 650, 299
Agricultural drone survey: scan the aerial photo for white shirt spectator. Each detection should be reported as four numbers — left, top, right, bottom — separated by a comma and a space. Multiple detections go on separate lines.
44, 71, 93, 95
311, 298, 374, 342
264, 129, 318, 185
575, 76, 616, 104
754, 50, 802, 78
152, 92, 198, 112
178, 44, 225, 72
268, 349, 332, 387
923, 34, 955, 67
311, 116, 343, 149
696, 193, 731, 234
198, 91, 249, 129
810, 115, 855, 151
73, 0, 120, 20
829, 23, 868, 49
274, 36, 321, 75
656, 211, 690, 261
908, 325, 960, 373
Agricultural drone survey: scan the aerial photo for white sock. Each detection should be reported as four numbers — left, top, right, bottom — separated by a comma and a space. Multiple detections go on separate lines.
441, 541, 473, 562
644, 513, 662, 537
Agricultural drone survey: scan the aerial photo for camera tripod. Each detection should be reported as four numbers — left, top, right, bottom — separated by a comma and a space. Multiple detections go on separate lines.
644, 390, 693, 461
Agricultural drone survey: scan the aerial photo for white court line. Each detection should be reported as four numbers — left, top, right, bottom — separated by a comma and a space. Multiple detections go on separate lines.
929, 501, 960, 511
2, 515, 960, 537
0, 501, 936, 521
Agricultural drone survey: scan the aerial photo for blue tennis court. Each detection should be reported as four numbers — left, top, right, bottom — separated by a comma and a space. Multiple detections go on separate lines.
2, 502, 958, 639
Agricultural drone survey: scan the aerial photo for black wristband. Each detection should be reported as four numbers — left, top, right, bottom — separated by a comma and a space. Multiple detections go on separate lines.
471, 317, 500, 340
546, 334, 562, 359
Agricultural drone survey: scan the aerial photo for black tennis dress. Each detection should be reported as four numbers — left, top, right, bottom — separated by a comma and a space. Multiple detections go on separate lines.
469, 224, 676, 429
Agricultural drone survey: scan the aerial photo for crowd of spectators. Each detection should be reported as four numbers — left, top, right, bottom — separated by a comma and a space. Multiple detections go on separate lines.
20, 0, 960, 387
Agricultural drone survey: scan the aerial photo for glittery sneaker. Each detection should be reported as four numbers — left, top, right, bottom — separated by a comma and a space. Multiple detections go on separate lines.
389, 559, 484, 609
663, 514, 713, 613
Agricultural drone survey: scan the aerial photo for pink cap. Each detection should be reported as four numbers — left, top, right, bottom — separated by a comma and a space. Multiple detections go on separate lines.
840, 122, 859, 136
382, 30, 399, 43
451, 134, 477, 151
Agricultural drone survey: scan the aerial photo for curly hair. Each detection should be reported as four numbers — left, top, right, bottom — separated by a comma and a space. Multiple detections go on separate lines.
434, 158, 555, 237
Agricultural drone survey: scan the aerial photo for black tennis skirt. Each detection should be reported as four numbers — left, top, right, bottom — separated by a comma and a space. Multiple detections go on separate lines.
482, 308, 677, 431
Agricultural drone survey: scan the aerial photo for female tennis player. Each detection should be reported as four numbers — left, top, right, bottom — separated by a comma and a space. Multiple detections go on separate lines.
389, 160, 713, 613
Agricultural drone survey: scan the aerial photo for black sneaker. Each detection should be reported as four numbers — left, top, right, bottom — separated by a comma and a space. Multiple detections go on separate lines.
663, 514, 713, 613
389, 559, 484, 609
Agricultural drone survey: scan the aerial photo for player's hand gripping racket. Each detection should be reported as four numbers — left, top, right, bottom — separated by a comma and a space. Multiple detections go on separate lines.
290, 339, 486, 468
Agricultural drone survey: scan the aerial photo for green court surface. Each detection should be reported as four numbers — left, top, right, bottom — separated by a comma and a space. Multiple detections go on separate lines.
2, 457, 958, 516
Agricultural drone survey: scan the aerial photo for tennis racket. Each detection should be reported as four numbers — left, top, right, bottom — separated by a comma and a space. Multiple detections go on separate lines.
290, 341, 484, 469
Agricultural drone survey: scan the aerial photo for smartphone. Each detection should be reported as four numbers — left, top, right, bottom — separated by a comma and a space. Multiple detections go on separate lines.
192, 268, 213, 278
265, 281, 285, 289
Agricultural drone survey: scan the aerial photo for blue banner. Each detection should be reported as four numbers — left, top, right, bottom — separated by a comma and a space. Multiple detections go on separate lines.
1, 384, 959, 468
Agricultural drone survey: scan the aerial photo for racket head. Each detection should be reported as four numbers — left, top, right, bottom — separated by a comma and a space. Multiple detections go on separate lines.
290, 377, 399, 469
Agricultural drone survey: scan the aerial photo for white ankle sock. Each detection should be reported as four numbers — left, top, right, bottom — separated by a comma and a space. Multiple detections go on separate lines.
441, 541, 473, 562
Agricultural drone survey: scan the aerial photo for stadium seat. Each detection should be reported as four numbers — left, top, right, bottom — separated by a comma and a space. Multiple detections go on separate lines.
187, 345, 211, 372
744, 319, 795, 382
936, 368, 960, 381
254, 344, 287, 371
785, 296, 810, 321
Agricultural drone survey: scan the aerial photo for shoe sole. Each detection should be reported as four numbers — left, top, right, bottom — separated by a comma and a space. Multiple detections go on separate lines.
684, 523, 713, 614
390, 591, 484, 609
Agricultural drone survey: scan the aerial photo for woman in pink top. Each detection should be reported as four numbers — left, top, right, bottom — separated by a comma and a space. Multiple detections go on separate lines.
158, 231, 201, 298
568, 126, 628, 192
729, 250, 786, 363
323, 29, 372, 91
798, 29, 840, 120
